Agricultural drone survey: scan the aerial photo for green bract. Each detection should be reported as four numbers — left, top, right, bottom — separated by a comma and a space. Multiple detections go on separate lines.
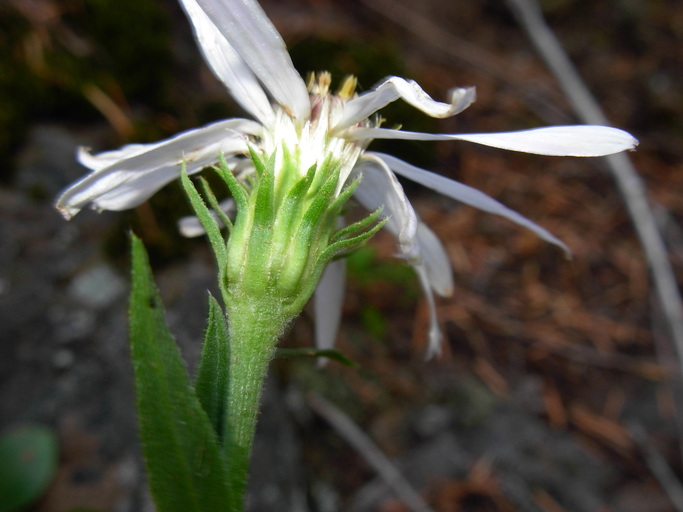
184, 142, 385, 321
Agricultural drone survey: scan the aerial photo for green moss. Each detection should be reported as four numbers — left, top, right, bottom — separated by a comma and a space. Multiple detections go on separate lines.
359, 305, 388, 341
73, 0, 173, 100
347, 246, 417, 295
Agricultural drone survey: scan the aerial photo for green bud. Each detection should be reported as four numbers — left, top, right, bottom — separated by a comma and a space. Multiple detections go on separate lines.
222, 147, 381, 319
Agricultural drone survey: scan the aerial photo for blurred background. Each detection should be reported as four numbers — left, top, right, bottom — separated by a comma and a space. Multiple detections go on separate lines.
1, 0, 682, 510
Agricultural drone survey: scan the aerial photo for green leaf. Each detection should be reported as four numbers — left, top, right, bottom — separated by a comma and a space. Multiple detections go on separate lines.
326, 174, 361, 222
0, 425, 57, 512
275, 348, 358, 368
214, 153, 247, 212
244, 152, 277, 278
179, 164, 227, 268
318, 215, 387, 264
194, 295, 231, 443
251, 152, 276, 232
199, 177, 233, 233
129, 234, 232, 512
332, 208, 382, 243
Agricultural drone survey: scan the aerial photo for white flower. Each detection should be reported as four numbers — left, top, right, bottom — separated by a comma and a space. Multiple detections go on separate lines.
56, 0, 638, 357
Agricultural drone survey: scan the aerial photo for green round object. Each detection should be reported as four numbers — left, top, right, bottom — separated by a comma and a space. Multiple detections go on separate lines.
0, 425, 58, 512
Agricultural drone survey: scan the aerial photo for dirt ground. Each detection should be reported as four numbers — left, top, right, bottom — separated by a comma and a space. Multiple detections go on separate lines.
1, 0, 682, 511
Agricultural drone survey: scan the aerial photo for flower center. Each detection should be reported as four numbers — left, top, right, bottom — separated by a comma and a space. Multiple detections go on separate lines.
259, 72, 373, 195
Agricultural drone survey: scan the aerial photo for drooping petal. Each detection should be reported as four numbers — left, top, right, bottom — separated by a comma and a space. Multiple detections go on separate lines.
334, 78, 475, 132
372, 152, 570, 254
314, 258, 347, 352
351, 125, 638, 157
56, 118, 260, 218
193, 0, 310, 121
179, 0, 274, 124
416, 222, 454, 298
350, 157, 448, 358
413, 263, 443, 359
350, 155, 418, 258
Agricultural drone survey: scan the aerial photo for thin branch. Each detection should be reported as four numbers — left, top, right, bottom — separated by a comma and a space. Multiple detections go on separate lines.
503, 0, 683, 371
307, 393, 436, 512
504, 0, 683, 456
630, 423, 683, 512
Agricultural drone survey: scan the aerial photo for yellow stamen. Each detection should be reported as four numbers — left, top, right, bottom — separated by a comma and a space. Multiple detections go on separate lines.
307, 72, 332, 95
337, 75, 358, 100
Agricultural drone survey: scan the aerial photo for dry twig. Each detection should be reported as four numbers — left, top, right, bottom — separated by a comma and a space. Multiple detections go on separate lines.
504, 0, 683, 462
630, 423, 683, 512
503, 0, 683, 380
307, 393, 436, 512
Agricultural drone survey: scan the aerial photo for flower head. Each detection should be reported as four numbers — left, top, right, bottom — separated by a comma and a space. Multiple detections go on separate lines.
56, 0, 638, 357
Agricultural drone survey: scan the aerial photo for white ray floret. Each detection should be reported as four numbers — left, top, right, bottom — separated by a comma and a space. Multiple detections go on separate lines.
57, 0, 638, 355
351, 125, 638, 157
179, 0, 274, 124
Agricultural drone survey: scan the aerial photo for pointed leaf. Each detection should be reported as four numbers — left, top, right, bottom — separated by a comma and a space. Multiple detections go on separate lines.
180, 166, 227, 268
199, 177, 234, 232
129, 234, 231, 512
214, 153, 248, 212
195, 295, 231, 442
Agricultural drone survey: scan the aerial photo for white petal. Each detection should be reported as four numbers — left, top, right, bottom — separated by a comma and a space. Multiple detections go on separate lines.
178, 198, 235, 237
352, 125, 638, 156
373, 152, 570, 254
77, 144, 149, 171
92, 149, 220, 211
414, 263, 443, 359
334, 78, 475, 132
56, 118, 259, 218
314, 258, 346, 351
350, 157, 448, 358
416, 222, 454, 297
179, 0, 274, 124
351, 155, 418, 258
77, 143, 242, 213
193, 0, 310, 121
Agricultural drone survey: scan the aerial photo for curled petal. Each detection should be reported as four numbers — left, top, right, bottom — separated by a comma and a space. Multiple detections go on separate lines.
178, 198, 235, 237
56, 119, 259, 218
350, 155, 418, 257
194, 0, 310, 122
314, 259, 347, 353
334, 77, 475, 132
179, 0, 274, 124
372, 152, 570, 254
351, 125, 638, 157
